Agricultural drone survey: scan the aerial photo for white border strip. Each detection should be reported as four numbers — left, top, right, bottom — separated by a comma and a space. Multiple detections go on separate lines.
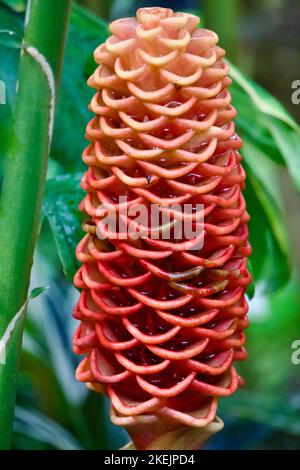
0, 300, 28, 364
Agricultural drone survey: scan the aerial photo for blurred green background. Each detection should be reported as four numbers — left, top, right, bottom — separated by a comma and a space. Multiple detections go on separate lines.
1, 0, 300, 450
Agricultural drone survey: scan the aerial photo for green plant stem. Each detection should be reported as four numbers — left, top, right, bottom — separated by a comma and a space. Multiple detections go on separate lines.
202, 0, 240, 61
0, 0, 71, 449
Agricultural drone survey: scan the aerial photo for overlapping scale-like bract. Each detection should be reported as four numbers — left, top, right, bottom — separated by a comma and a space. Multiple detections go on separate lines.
73, 7, 251, 442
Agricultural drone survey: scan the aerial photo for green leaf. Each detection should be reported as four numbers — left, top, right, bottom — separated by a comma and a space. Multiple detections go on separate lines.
30, 286, 49, 299
243, 140, 287, 249
229, 61, 299, 132
52, 4, 109, 171
246, 260, 255, 300
0, 3, 109, 172
42, 173, 84, 282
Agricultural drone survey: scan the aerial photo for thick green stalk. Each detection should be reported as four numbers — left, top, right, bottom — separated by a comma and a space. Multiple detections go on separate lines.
0, 0, 71, 449
202, 0, 240, 61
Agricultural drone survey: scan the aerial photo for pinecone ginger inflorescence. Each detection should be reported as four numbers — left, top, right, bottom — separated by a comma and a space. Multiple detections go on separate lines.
73, 7, 252, 450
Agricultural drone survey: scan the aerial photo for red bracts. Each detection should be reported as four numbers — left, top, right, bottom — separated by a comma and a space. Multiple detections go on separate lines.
73, 7, 251, 447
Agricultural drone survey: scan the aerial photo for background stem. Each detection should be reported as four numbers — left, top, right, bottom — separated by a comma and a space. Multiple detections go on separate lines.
0, 0, 71, 449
